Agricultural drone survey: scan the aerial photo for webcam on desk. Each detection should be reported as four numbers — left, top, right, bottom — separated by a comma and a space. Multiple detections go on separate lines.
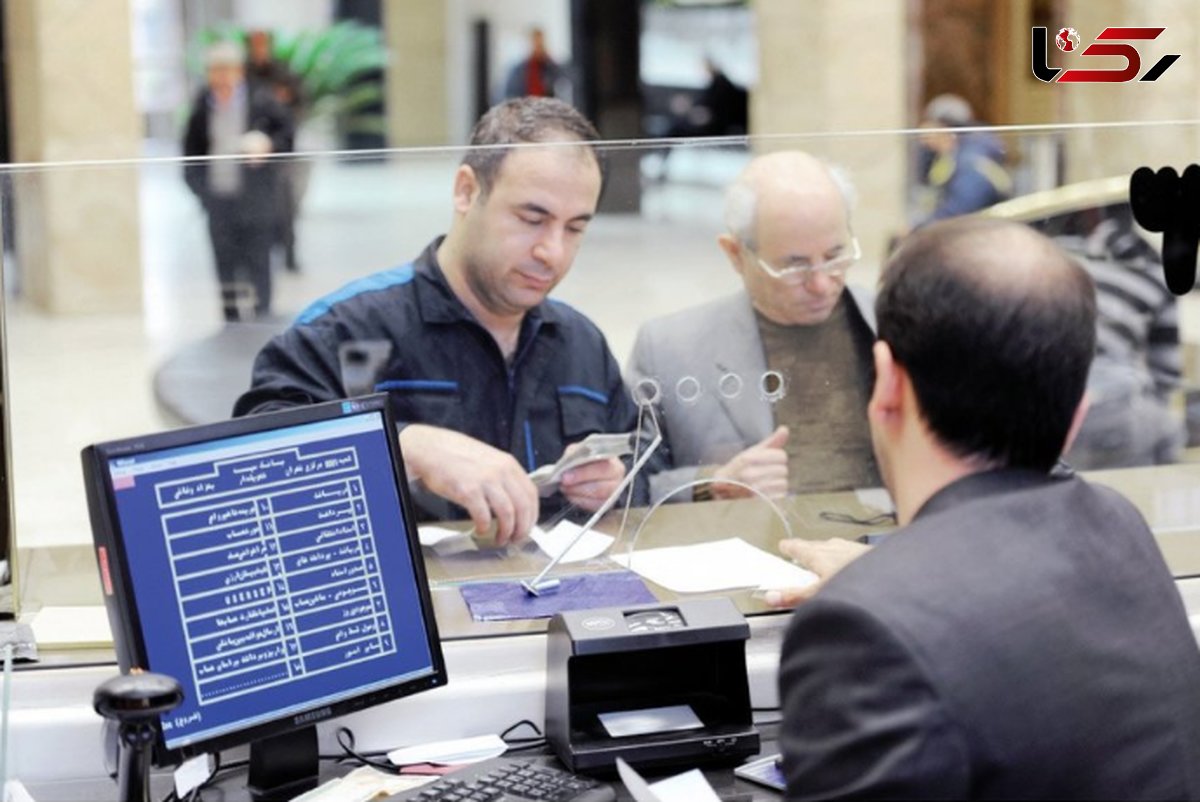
94, 672, 183, 802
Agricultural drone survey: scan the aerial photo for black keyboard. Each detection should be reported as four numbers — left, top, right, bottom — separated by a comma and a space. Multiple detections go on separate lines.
384, 757, 615, 802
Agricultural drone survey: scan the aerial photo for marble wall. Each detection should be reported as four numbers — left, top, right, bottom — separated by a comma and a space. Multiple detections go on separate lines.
4, 0, 142, 315
752, 0, 908, 268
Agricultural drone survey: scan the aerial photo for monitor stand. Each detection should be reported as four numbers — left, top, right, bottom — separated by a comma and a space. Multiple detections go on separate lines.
246, 725, 319, 801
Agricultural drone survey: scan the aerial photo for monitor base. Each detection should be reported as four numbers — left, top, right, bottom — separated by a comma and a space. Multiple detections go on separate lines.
247, 725, 318, 802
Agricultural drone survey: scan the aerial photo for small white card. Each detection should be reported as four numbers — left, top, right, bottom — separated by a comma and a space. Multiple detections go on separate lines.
173, 753, 213, 799
598, 704, 704, 738
854, 487, 895, 513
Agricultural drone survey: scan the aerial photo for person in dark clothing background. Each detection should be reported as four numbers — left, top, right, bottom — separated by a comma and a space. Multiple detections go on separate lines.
664, 56, 749, 140
245, 29, 305, 273
183, 41, 294, 322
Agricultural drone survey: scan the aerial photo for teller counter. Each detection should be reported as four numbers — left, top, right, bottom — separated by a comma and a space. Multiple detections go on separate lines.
425, 463, 1200, 640
1088, 463, 1200, 578
425, 490, 891, 639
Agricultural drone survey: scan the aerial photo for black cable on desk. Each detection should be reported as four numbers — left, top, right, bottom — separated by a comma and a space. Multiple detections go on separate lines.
500, 719, 543, 741
500, 718, 548, 752
334, 727, 405, 775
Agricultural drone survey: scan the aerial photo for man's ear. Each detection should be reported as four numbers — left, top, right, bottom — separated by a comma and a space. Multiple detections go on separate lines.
868, 340, 904, 424
1061, 391, 1091, 457
452, 165, 481, 214
717, 233, 745, 275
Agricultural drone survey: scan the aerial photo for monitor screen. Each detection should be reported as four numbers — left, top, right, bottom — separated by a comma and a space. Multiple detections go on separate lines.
82, 396, 446, 770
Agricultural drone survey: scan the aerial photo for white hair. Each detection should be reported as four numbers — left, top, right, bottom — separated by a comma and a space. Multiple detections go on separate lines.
205, 41, 245, 68
923, 93, 973, 127
723, 159, 857, 249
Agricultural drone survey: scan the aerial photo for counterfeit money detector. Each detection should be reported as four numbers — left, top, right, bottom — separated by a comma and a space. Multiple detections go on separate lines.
544, 597, 759, 775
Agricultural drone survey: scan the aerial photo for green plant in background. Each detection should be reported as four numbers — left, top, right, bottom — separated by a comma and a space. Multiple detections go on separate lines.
196, 20, 389, 138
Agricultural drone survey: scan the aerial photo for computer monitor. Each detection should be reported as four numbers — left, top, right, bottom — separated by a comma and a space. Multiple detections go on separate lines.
82, 395, 446, 799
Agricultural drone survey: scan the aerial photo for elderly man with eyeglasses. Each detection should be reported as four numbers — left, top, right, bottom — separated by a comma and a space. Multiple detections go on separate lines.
627, 150, 880, 504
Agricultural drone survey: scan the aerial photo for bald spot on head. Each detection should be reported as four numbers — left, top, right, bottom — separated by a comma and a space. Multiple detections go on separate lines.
731, 151, 850, 249
892, 217, 1086, 308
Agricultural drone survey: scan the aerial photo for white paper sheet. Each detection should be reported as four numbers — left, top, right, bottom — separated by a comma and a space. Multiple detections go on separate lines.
386, 733, 508, 766
28, 605, 112, 649
530, 520, 614, 563
617, 758, 721, 802
648, 769, 723, 802
611, 537, 817, 594
417, 525, 471, 548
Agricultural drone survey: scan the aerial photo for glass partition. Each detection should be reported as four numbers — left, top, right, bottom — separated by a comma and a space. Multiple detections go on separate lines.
7, 120, 1200, 646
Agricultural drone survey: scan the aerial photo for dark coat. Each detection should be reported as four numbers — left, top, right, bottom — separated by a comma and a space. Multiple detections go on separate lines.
778, 469, 1200, 799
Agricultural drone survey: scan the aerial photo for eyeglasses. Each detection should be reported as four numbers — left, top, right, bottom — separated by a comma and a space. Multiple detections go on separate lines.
746, 238, 861, 282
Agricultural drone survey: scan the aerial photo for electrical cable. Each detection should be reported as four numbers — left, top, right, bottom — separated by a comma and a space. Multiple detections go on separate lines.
335, 727, 404, 775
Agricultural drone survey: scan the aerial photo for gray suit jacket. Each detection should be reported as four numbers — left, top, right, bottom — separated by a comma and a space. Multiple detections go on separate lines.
626, 287, 876, 503
778, 469, 1200, 799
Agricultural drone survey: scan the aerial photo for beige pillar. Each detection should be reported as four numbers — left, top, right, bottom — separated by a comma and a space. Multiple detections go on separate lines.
752, 0, 908, 269
1002, 0, 1060, 125
4, 0, 142, 315
384, 0, 449, 146
1059, 1, 1200, 182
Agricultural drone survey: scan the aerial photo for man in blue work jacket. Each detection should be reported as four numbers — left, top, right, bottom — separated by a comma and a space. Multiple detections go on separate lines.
235, 97, 639, 544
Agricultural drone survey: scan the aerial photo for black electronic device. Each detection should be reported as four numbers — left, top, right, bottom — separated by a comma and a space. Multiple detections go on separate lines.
93, 672, 184, 802
82, 395, 447, 801
545, 597, 759, 775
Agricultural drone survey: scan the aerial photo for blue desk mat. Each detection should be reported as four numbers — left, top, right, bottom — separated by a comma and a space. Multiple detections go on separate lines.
459, 571, 656, 622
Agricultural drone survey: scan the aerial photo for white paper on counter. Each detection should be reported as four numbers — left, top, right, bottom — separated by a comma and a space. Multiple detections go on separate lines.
611, 537, 816, 593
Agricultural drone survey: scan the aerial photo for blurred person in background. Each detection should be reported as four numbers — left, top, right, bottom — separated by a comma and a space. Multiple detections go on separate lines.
913, 93, 1011, 227
245, 29, 306, 273
1050, 207, 1186, 469
503, 27, 567, 100
184, 41, 294, 323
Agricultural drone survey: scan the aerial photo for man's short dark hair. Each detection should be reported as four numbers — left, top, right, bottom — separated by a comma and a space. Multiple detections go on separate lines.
876, 217, 1097, 471
463, 97, 603, 196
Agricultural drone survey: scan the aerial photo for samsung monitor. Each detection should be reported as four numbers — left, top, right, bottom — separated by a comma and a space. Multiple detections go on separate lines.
82, 395, 446, 799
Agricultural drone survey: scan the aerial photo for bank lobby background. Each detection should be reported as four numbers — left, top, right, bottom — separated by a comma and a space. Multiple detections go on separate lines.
2, 0, 1200, 667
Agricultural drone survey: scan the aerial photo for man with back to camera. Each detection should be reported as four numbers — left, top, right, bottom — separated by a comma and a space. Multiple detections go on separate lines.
775, 217, 1200, 799
234, 97, 636, 544
627, 151, 881, 503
